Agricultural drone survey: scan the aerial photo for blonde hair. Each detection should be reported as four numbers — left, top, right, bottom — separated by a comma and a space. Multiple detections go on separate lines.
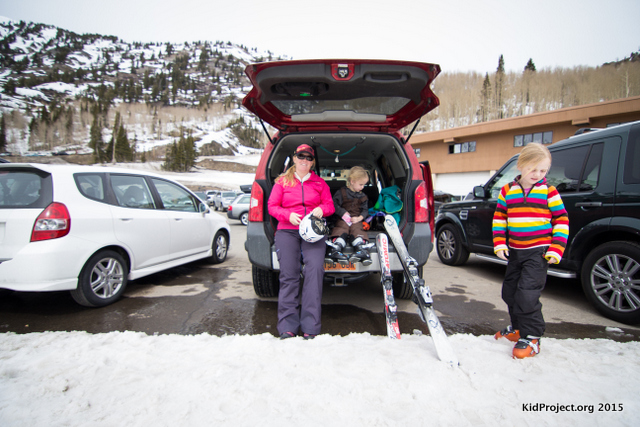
347, 166, 369, 185
276, 161, 316, 187
517, 143, 551, 170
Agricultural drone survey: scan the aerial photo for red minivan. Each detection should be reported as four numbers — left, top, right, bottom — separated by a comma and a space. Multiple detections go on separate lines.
242, 59, 441, 299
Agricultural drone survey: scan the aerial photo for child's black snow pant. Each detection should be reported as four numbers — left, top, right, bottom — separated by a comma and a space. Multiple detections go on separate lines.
501, 247, 549, 338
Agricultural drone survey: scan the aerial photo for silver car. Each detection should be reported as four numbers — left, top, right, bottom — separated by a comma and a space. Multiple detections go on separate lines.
226, 193, 251, 225
214, 191, 242, 211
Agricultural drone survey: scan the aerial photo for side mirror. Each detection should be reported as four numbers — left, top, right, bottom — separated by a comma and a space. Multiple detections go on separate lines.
199, 202, 209, 213
473, 186, 487, 199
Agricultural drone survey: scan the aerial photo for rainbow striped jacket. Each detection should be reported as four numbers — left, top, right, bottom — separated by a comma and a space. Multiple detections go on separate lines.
492, 177, 569, 263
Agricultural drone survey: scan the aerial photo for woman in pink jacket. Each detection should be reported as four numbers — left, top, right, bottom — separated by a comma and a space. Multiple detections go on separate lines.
268, 144, 335, 339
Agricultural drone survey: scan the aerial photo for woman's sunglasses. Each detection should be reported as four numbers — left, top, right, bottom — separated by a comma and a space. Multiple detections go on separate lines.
296, 154, 313, 161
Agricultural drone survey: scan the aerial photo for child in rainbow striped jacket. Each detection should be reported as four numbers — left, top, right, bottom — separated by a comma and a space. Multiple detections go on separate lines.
492, 143, 569, 359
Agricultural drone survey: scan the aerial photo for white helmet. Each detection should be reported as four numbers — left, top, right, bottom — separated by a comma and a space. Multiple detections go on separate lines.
299, 213, 328, 243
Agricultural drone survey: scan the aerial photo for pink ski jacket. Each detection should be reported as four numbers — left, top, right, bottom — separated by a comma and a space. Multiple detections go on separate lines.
268, 171, 335, 231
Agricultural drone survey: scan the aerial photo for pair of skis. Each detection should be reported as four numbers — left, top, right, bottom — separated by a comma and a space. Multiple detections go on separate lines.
376, 215, 459, 366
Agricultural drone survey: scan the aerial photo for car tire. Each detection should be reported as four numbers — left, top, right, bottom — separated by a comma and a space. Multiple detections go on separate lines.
581, 241, 640, 324
208, 230, 229, 264
393, 271, 415, 300
70, 250, 128, 307
240, 212, 249, 226
436, 224, 470, 266
252, 266, 280, 297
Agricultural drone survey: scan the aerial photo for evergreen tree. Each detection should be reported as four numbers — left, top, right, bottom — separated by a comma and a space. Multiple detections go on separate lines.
198, 48, 210, 72
524, 58, 537, 72
523, 59, 537, 105
0, 114, 6, 152
162, 128, 196, 172
89, 112, 106, 164
495, 55, 505, 119
114, 122, 132, 161
479, 73, 492, 122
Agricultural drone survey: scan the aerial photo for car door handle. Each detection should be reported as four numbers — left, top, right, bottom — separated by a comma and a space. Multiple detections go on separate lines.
575, 202, 602, 208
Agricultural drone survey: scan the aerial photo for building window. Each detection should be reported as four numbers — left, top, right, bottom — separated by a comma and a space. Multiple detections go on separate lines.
414, 148, 421, 157
514, 131, 553, 147
449, 141, 476, 154
514, 135, 523, 147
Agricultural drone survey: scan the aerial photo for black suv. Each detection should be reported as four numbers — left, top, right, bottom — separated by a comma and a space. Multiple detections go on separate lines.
435, 121, 640, 324
241, 59, 441, 299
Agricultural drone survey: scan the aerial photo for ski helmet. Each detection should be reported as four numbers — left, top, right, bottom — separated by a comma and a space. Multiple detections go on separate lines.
299, 213, 328, 243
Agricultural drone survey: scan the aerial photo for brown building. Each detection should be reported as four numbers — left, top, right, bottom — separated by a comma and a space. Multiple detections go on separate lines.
411, 96, 640, 196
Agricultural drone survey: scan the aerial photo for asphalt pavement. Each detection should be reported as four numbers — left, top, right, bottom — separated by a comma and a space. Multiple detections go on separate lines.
1, 220, 639, 342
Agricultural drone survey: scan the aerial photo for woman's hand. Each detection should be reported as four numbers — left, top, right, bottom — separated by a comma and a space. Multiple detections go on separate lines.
289, 212, 302, 225
496, 249, 509, 261
351, 215, 363, 224
311, 207, 323, 218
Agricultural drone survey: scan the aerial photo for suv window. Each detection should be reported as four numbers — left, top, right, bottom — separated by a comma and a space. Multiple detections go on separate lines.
486, 161, 519, 199
624, 131, 640, 185
486, 144, 603, 198
547, 144, 603, 193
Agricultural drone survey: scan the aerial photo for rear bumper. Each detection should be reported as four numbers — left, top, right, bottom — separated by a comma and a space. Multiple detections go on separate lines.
0, 238, 91, 291
245, 221, 433, 273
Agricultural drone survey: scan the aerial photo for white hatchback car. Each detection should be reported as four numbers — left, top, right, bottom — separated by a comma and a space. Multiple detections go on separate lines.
0, 163, 230, 307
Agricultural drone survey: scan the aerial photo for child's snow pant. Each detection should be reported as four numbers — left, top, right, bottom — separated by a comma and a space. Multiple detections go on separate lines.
501, 247, 549, 338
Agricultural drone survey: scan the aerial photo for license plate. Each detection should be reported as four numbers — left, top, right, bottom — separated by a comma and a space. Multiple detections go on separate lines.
324, 261, 356, 271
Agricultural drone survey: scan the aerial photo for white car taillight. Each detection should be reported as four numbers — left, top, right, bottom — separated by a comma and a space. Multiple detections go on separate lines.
31, 202, 71, 242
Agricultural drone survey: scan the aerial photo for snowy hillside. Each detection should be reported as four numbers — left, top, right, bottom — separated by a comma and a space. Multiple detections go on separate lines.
0, 15, 287, 157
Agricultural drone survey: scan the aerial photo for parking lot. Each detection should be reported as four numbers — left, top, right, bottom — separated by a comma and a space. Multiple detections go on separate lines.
1, 222, 639, 342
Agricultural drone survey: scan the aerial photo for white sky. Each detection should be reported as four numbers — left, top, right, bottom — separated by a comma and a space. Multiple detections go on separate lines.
0, 0, 639, 73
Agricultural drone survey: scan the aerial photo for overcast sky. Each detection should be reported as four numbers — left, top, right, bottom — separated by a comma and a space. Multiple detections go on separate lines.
1, 0, 639, 73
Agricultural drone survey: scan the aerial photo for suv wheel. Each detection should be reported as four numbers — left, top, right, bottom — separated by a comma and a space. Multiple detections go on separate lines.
252, 266, 280, 297
71, 250, 128, 307
581, 241, 640, 324
393, 272, 415, 299
436, 224, 470, 266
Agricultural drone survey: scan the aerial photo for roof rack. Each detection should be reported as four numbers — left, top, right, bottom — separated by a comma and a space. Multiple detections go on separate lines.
574, 127, 600, 136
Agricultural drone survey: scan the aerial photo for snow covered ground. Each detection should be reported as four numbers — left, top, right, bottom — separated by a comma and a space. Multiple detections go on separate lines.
1, 331, 638, 426
1, 164, 639, 426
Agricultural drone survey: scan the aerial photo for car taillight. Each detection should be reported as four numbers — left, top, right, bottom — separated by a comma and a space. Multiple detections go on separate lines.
249, 182, 263, 222
414, 182, 428, 223
31, 202, 71, 242
228, 205, 233, 212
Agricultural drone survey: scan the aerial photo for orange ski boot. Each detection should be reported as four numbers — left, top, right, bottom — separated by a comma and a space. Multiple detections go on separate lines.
512, 337, 540, 359
494, 326, 520, 342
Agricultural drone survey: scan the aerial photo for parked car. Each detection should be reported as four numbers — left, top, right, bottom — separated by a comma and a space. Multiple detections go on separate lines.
227, 193, 251, 225
435, 121, 640, 324
0, 163, 230, 307
434, 190, 456, 213
194, 191, 208, 204
214, 190, 242, 211
205, 190, 219, 206
242, 59, 440, 299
